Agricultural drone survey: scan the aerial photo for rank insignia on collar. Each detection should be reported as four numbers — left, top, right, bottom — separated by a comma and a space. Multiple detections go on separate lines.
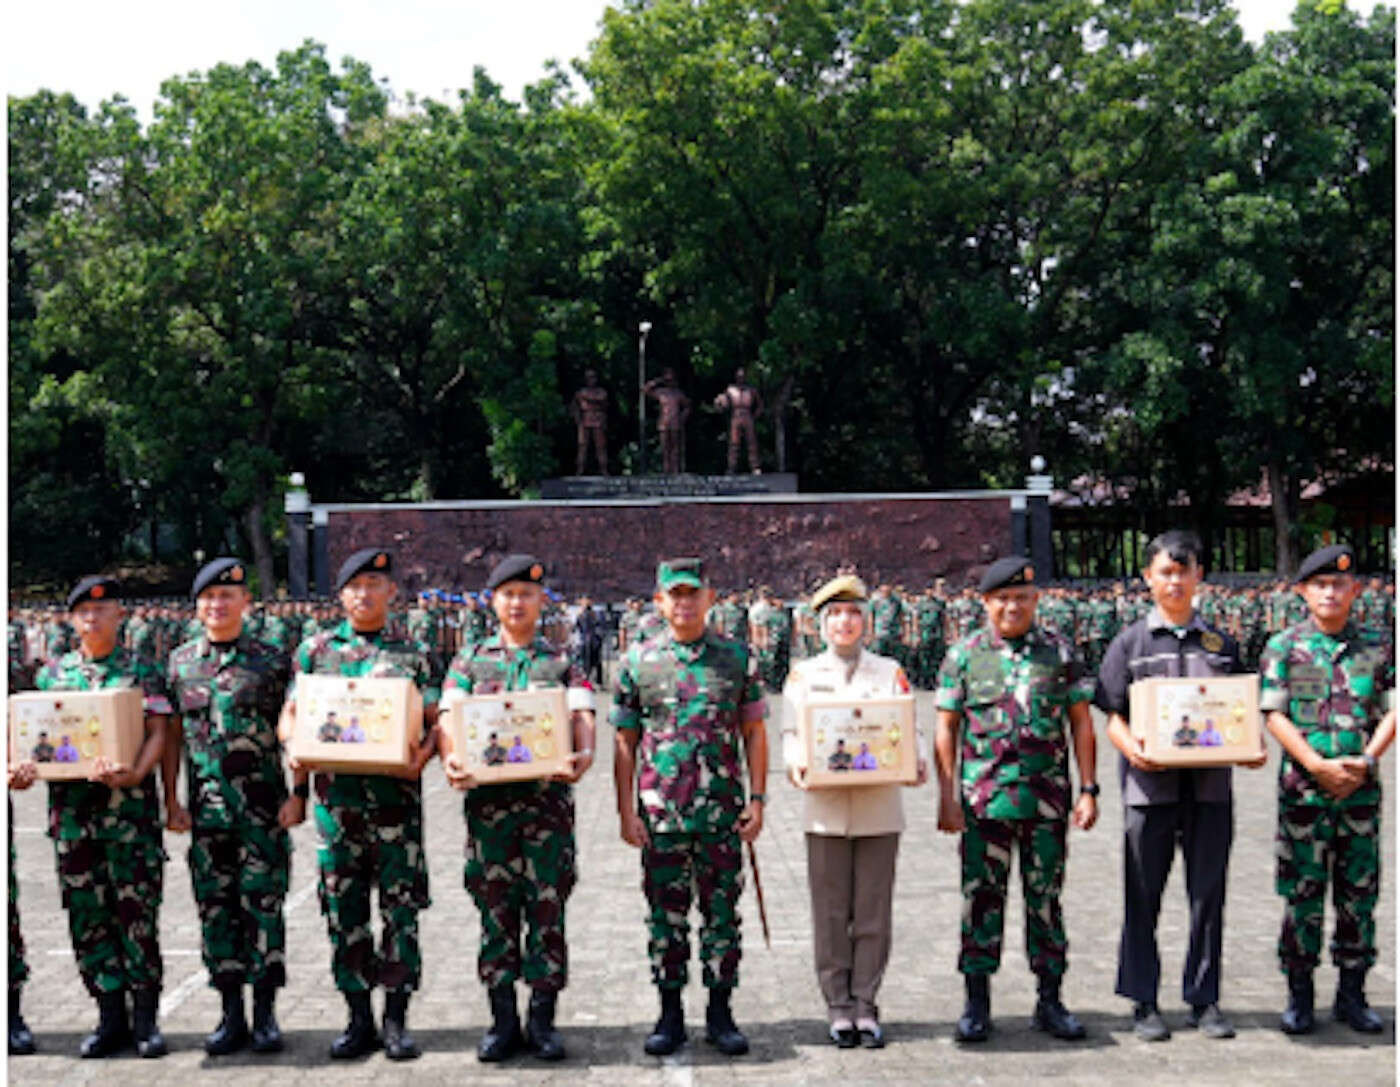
1200, 631, 1223, 652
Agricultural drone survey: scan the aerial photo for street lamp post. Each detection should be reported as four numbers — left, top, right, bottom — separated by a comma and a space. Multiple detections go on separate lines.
638, 321, 652, 476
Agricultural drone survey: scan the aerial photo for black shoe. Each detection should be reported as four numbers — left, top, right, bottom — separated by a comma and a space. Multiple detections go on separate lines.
131, 990, 167, 1058
1280, 970, 1315, 1035
478, 983, 523, 1062
828, 1022, 858, 1048
955, 975, 991, 1043
383, 990, 421, 1061
8, 987, 35, 1056
250, 981, 284, 1053
329, 991, 380, 1059
1132, 1001, 1171, 1042
526, 989, 565, 1061
81, 990, 131, 1058
856, 1019, 885, 1049
205, 983, 249, 1056
1032, 976, 1086, 1040
704, 987, 748, 1056
644, 987, 686, 1056
1334, 967, 1384, 1033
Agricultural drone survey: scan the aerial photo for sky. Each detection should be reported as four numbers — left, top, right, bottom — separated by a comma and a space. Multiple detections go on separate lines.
6, 1, 1315, 119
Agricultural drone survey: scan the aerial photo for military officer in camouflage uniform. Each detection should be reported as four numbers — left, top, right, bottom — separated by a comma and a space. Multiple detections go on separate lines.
935, 557, 1099, 1043
1260, 544, 1395, 1035
164, 558, 302, 1055
612, 557, 768, 1057
22, 576, 175, 1058
8, 778, 36, 1055
279, 548, 439, 1060
441, 554, 596, 1062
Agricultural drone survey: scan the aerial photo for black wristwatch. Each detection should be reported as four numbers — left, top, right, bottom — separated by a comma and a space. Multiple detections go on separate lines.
749, 793, 766, 805
293, 782, 310, 799
1079, 783, 1101, 798
1363, 754, 1379, 780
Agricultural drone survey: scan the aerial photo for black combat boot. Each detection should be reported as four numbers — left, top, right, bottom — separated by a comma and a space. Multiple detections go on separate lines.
1032, 974, 1086, 1040
525, 988, 566, 1060
250, 980, 284, 1053
1280, 970, 1315, 1035
704, 987, 749, 1056
478, 983, 523, 1062
131, 989, 167, 1058
1333, 967, 1384, 1033
643, 986, 686, 1056
382, 990, 421, 1060
329, 990, 380, 1059
81, 989, 132, 1058
9, 986, 35, 1055
955, 974, 991, 1042
205, 982, 249, 1055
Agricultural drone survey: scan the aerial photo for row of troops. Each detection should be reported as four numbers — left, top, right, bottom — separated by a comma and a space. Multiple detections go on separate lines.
6, 533, 1394, 1064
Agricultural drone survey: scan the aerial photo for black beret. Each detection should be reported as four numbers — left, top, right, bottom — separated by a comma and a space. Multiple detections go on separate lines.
1295, 544, 1355, 584
67, 575, 120, 610
486, 554, 546, 591
191, 557, 249, 600
335, 548, 394, 592
980, 556, 1037, 594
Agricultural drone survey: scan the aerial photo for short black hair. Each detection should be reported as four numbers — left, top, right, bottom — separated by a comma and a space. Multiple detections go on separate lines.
1143, 529, 1203, 569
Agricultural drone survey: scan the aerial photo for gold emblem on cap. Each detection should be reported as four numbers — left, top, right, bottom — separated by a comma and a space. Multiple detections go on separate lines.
91, 585, 105, 599
374, 553, 388, 568
1338, 554, 1351, 571
1022, 566, 1034, 582
530, 563, 544, 580
230, 565, 244, 581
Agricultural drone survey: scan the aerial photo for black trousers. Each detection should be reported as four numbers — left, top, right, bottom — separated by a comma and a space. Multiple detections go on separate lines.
1117, 799, 1233, 1007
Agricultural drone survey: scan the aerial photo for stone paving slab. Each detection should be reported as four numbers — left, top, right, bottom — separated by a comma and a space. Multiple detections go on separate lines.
6, 696, 1394, 1085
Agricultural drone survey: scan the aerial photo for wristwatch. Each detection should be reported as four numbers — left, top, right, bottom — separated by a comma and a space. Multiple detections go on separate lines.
749, 793, 766, 805
1079, 783, 1101, 798
1363, 754, 1379, 780
293, 782, 310, 799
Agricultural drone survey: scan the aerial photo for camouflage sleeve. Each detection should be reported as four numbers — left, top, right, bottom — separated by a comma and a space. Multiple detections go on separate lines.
610, 648, 641, 731
1381, 638, 1395, 714
739, 646, 767, 723
130, 653, 174, 716
441, 646, 474, 693
413, 646, 439, 707
562, 654, 596, 712
934, 642, 966, 711
1258, 633, 1291, 713
1062, 640, 1094, 704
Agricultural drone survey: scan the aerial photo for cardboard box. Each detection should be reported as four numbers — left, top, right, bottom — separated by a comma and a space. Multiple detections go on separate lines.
290, 674, 421, 775
798, 695, 918, 787
9, 689, 145, 780
440, 687, 572, 784
1129, 674, 1261, 766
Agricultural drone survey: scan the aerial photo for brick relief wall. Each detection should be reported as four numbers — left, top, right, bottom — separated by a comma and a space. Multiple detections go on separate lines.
327, 496, 1012, 599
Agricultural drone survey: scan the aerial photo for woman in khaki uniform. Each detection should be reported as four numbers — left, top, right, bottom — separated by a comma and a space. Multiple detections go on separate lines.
781, 575, 927, 1048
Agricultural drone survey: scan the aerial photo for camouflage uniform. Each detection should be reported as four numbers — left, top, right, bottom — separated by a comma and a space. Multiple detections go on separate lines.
612, 631, 765, 989
9, 802, 27, 992
443, 635, 593, 992
293, 622, 436, 993
168, 631, 292, 990
870, 592, 902, 660
936, 626, 1093, 977
1260, 620, 1394, 973
34, 648, 172, 997
915, 595, 946, 689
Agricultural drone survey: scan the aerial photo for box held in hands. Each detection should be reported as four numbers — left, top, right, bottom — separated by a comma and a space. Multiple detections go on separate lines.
798, 695, 918, 787
440, 687, 572, 784
1129, 674, 1261, 766
9, 688, 145, 780
290, 674, 421, 775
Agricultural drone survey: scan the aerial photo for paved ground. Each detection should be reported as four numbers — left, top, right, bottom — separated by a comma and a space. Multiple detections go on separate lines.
7, 695, 1395, 1085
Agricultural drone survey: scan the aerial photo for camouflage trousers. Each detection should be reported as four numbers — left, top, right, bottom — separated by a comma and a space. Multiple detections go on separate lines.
1276, 799, 1381, 973
643, 829, 744, 989
314, 801, 431, 993
10, 814, 27, 989
464, 783, 577, 992
959, 812, 1068, 977
190, 825, 291, 990
54, 834, 165, 996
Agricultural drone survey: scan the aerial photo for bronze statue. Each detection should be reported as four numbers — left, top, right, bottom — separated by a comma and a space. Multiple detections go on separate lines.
643, 368, 691, 474
570, 369, 609, 475
713, 367, 763, 474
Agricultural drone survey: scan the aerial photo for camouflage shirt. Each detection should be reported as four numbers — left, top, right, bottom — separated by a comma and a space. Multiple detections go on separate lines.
34, 646, 173, 842
443, 633, 595, 802
292, 620, 438, 811
1260, 619, 1394, 808
167, 630, 291, 829
612, 630, 766, 834
936, 625, 1093, 820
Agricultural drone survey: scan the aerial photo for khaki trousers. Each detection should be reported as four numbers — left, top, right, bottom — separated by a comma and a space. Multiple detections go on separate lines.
806, 832, 899, 1021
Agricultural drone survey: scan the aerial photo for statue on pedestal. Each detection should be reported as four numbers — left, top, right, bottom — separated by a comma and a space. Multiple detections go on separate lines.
570, 369, 610, 475
713, 367, 763, 474
643, 368, 691, 474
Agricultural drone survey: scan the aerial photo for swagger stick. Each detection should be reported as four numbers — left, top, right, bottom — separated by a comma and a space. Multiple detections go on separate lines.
746, 840, 771, 949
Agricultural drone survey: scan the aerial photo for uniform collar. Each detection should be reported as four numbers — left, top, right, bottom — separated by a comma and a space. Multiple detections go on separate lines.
1146, 607, 1207, 635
